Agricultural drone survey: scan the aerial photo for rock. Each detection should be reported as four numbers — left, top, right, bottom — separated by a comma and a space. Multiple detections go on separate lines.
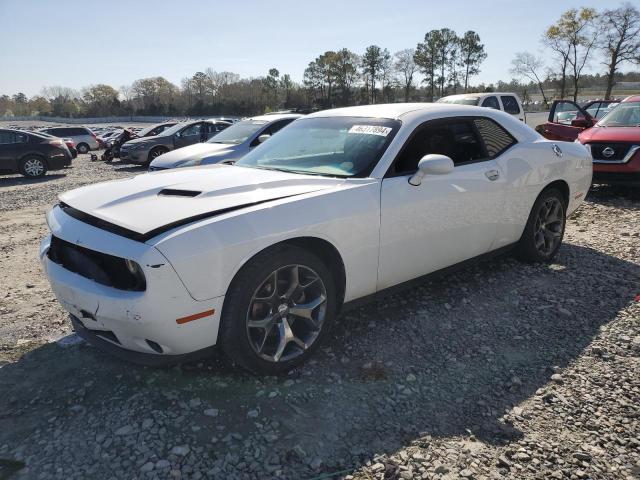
140, 462, 154, 472
55, 334, 84, 348
247, 409, 259, 418
513, 452, 531, 462
114, 425, 135, 436
550, 373, 564, 384
283, 379, 295, 387
459, 469, 473, 478
406, 373, 417, 382
170, 445, 190, 456
155, 460, 171, 469
204, 408, 219, 417
371, 463, 385, 472
573, 451, 591, 461
497, 455, 512, 468
188, 398, 201, 408
142, 418, 154, 429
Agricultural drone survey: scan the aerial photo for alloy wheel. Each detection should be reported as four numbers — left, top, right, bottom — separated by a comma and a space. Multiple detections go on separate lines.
533, 197, 564, 256
23, 158, 45, 177
246, 264, 327, 363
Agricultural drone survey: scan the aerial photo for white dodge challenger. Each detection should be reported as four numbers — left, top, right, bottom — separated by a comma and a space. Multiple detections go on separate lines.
40, 104, 592, 374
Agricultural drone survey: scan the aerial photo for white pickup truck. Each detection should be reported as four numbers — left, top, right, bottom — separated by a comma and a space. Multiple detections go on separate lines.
437, 92, 526, 123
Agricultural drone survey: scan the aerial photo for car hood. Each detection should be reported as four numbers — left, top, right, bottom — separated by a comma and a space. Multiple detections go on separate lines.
58, 165, 345, 240
149, 143, 238, 168
579, 126, 640, 143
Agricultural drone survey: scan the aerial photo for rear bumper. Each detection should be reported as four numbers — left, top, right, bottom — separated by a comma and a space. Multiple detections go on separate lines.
48, 152, 72, 170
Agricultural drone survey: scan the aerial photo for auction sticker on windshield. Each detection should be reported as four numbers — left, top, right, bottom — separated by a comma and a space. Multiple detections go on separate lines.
348, 125, 392, 136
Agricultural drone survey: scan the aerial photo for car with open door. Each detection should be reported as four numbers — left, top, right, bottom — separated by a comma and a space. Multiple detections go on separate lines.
437, 92, 526, 123
576, 95, 640, 186
537, 99, 620, 142
119, 120, 231, 166
40, 103, 591, 374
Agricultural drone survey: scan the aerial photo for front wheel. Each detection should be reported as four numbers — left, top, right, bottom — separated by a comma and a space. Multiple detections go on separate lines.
147, 147, 167, 166
516, 188, 566, 262
219, 245, 337, 374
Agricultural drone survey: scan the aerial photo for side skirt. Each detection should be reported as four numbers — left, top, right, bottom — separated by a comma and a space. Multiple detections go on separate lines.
341, 243, 516, 312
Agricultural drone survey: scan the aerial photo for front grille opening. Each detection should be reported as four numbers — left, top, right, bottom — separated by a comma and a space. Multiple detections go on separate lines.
146, 339, 164, 353
47, 236, 146, 291
94, 330, 120, 344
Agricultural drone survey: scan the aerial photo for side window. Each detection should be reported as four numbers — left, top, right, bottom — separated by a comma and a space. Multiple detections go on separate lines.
74, 128, 89, 136
552, 102, 583, 125
181, 123, 202, 137
393, 120, 486, 174
0, 131, 15, 144
481, 96, 500, 110
501, 96, 521, 115
15, 132, 28, 144
473, 118, 517, 158
266, 119, 294, 135
216, 123, 230, 132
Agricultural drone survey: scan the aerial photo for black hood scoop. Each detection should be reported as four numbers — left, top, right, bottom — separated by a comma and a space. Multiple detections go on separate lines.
158, 189, 201, 197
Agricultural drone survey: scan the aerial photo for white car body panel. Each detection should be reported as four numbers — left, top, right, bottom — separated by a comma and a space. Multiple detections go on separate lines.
41, 103, 592, 359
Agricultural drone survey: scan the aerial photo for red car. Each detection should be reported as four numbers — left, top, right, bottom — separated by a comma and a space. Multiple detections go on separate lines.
539, 97, 640, 186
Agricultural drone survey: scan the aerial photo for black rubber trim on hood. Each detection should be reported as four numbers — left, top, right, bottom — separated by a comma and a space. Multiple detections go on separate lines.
59, 192, 305, 242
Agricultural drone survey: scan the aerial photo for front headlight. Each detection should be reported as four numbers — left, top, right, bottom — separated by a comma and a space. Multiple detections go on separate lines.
177, 158, 202, 168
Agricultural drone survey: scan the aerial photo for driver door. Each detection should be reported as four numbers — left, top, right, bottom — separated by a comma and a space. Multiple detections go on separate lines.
539, 100, 593, 141
377, 117, 507, 290
174, 122, 204, 149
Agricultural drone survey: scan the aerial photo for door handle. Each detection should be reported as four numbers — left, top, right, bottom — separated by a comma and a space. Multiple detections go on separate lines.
485, 169, 500, 181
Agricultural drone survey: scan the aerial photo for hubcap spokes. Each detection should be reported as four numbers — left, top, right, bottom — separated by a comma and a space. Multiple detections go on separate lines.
25, 159, 44, 176
534, 198, 564, 255
246, 264, 327, 363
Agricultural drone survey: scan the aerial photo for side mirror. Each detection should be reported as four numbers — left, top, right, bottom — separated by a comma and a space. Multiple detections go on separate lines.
571, 117, 592, 128
409, 154, 454, 186
174, 131, 181, 138
258, 134, 271, 144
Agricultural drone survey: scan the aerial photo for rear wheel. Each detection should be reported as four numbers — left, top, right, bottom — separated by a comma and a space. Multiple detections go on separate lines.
19, 156, 48, 178
76, 143, 90, 154
219, 245, 337, 374
516, 188, 566, 262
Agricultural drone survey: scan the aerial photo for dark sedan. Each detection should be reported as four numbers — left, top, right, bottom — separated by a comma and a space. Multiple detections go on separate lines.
119, 120, 231, 166
0, 129, 72, 178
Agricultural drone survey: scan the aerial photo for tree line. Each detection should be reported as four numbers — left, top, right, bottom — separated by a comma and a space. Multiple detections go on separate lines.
511, 3, 640, 104
1, 2, 638, 118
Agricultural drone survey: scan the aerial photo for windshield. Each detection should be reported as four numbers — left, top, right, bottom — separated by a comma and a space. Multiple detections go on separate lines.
596, 102, 640, 127
207, 119, 268, 144
438, 97, 480, 106
235, 117, 400, 177
158, 122, 188, 137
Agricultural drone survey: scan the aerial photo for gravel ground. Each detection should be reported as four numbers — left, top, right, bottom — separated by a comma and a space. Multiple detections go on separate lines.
0, 155, 638, 480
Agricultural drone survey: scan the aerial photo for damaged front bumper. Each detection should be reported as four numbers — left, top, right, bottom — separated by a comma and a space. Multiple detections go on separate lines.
40, 206, 225, 360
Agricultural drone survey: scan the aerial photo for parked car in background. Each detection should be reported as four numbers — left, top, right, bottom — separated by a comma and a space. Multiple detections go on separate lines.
137, 122, 178, 138
120, 120, 231, 166
0, 128, 72, 177
537, 99, 620, 142
148, 114, 301, 170
437, 92, 526, 122
575, 96, 640, 186
40, 103, 590, 373
39, 126, 99, 154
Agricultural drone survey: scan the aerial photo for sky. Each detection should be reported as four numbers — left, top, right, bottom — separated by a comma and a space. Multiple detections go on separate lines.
0, 0, 629, 97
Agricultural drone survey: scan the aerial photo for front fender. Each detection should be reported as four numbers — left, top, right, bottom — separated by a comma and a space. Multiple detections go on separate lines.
152, 181, 381, 303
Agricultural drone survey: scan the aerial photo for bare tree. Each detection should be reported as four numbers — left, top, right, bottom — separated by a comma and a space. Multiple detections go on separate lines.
510, 52, 549, 106
598, 3, 640, 99
394, 49, 417, 102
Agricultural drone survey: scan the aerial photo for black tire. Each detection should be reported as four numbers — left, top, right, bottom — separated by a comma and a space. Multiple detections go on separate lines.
19, 155, 48, 178
147, 147, 168, 166
516, 188, 566, 263
219, 245, 337, 375
76, 143, 90, 154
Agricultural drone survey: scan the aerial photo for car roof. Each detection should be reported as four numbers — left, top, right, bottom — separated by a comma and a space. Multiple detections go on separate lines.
622, 95, 640, 103
247, 113, 303, 122
440, 92, 520, 100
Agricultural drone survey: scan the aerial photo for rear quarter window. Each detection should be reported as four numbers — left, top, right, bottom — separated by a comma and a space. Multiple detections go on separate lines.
473, 118, 517, 158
